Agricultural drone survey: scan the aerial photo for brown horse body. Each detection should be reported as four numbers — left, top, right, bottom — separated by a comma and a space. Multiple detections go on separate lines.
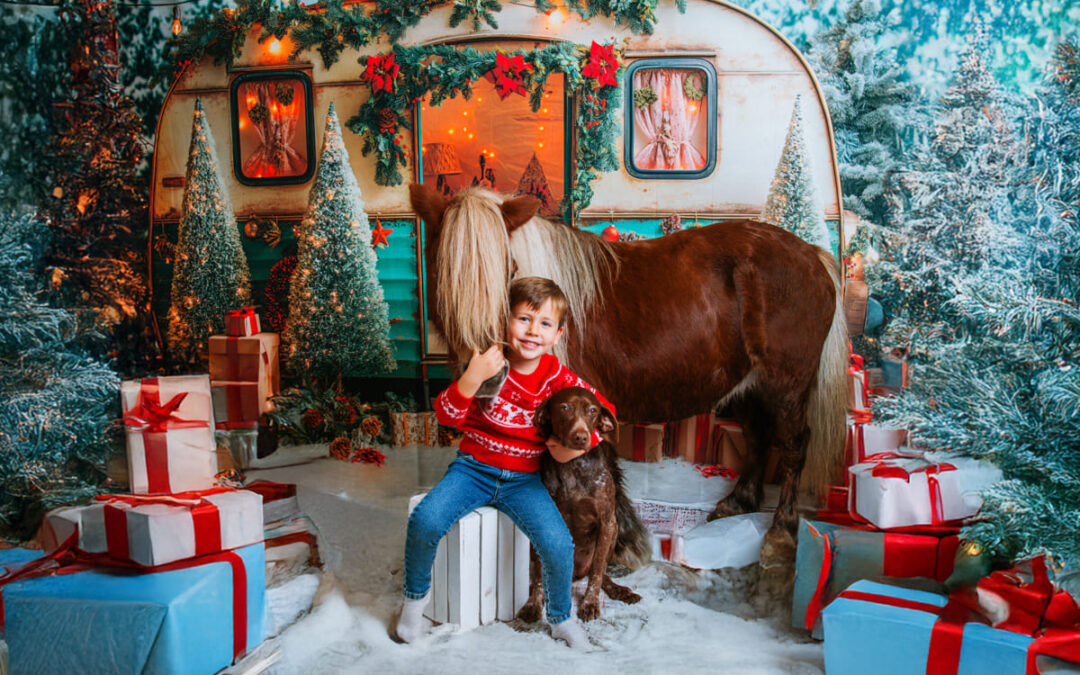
410, 184, 847, 564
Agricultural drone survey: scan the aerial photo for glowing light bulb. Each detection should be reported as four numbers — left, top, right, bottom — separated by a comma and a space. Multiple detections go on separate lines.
538, 142, 544, 148
548, 8, 565, 24
477, 97, 484, 103
268, 39, 282, 54
542, 108, 549, 113
448, 128, 454, 134
171, 17, 182, 35
463, 111, 469, 116
468, 133, 474, 139
538, 125, 544, 131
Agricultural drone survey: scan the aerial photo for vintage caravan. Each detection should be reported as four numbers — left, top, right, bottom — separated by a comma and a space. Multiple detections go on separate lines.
150, 0, 843, 394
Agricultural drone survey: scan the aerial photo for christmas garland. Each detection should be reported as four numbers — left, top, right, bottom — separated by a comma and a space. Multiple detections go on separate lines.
167, 0, 679, 73
346, 41, 623, 217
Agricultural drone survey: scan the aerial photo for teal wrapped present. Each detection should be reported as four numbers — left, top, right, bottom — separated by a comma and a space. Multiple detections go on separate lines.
4, 542, 265, 674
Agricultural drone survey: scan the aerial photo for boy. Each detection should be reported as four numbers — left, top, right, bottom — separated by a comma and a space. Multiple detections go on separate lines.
395, 277, 614, 649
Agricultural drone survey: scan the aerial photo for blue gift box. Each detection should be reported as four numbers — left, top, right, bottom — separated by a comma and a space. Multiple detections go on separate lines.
822, 579, 1034, 674
4, 542, 265, 675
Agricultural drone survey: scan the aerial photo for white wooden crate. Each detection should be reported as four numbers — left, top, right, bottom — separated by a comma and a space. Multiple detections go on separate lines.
408, 494, 531, 628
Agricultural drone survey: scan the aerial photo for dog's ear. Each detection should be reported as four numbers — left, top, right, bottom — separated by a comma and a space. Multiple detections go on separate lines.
598, 404, 617, 440
534, 397, 553, 438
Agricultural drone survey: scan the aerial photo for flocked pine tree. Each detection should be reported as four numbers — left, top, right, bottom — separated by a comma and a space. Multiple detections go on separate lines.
762, 96, 831, 250
0, 210, 119, 540
284, 102, 395, 378
167, 98, 252, 365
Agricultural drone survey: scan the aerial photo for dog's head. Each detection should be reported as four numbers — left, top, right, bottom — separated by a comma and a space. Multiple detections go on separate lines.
534, 387, 616, 451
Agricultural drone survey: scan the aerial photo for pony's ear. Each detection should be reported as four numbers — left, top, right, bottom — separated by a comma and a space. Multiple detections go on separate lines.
500, 195, 540, 234
410, 183, 447, 230
534, 397, 553, 438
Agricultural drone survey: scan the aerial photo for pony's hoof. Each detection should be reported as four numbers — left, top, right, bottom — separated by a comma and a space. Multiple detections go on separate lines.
707, 498, 749, 521
759, 527, 797, 569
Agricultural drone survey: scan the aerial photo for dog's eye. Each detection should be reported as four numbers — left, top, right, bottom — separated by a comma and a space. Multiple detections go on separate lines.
587, 407, 598, 416
560, 403, 571, 411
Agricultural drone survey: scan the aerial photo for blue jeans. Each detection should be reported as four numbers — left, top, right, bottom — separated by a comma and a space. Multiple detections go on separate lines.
403, 452, 575, 624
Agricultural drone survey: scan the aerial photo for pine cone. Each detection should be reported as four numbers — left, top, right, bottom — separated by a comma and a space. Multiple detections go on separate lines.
377, 108, 397, 134
301, 408, 324, 430
336, 404, 359, 426
329, 437, 353, 460
360, 416, 382, 438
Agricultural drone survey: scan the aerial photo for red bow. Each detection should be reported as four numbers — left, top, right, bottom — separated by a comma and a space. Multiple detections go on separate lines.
123, 391, 202, 433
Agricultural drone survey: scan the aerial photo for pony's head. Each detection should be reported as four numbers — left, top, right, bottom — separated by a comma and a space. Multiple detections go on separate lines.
409, 183, 540, 364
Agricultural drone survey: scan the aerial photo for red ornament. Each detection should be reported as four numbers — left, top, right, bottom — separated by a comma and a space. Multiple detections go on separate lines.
361, 52, 400, 94
371, 219, 391, 249
601, 225, 620, 242
484, 52, 532, 100
582, 41, 619, 89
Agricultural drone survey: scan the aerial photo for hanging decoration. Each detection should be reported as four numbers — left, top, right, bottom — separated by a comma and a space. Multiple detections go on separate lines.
371, 219, 392, 249
582, 41, 619, 89
683, 73, 705, 101
485, 52, 532, 99
264, 252, 298, 333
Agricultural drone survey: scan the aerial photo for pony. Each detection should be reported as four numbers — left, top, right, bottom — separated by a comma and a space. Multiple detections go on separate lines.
410, 183, 848, 564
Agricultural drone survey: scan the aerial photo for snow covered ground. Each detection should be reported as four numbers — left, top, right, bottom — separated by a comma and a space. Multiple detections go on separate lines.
240, 446, 824, 675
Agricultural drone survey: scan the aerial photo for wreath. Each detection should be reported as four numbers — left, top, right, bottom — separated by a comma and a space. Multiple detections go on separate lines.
633, 86, 657, 108
274, 82, 294, 106
683, 73, 705, 101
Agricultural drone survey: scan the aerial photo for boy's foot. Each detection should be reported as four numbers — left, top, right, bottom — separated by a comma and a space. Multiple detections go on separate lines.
550, 618, 592, 650
393, 593, 432, 643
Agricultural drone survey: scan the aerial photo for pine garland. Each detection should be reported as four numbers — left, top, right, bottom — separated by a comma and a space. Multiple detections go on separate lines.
345, 41, 623, 217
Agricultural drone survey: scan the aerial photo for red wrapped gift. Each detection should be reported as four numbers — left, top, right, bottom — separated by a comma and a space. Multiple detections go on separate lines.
226, 307, 260, 337
849, 351, 870, 414
120, 375, 217, 495
208, 332, 280, 396
664, 414, 712, 463
211, 381, 265, 428
616, 423, 664, 462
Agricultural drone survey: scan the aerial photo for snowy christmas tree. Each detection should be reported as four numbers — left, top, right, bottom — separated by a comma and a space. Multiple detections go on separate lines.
284, 102, 396, 378
0, 211, 119, 540
762, 96, 831, 249
167, 98, 252, 365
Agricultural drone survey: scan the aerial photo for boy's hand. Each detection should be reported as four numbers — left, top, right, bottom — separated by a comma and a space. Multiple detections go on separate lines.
546, 437, 588, 463
457, 346, 505, 398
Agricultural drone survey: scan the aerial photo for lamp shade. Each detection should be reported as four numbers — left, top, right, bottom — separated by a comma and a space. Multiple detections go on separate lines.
422, 142, 463, 176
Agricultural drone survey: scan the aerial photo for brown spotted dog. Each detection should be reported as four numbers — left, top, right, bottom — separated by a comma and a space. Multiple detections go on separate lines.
516, 387, 651, 622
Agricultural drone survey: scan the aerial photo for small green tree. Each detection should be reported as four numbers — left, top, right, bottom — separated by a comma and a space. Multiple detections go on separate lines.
763, 95, 831, 250
285, 102, 395, 378
167, 98, 252, 364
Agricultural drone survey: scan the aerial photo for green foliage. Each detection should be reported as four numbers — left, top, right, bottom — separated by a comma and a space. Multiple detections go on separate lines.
763, 96, 831, 249
285, 103, 396, 378
633, 86, 657, 108
167, 99, 253, 365
0, 211, 120, 541
449, 0, 502, 31
264, 386, 416, 445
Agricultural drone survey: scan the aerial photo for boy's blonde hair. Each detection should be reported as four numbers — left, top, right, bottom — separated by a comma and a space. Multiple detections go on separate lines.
509, 277, 569, 328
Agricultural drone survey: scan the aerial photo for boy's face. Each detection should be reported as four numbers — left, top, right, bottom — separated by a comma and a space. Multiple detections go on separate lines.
506, 299, 565, 365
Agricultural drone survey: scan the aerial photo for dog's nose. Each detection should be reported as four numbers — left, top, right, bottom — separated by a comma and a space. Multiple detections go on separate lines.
572, 431, 589, 447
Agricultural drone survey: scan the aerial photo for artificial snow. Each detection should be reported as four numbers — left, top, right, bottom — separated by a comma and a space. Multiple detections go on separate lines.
236, 446, 824, 674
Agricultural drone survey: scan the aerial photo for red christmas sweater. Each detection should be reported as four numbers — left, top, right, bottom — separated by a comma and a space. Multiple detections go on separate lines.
434, 354, 615, 473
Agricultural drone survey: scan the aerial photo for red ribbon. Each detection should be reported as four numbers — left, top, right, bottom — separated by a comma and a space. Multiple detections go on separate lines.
804, 522, 834, 630
0, 533, 251, 660
868, 462, 957, 525
123, 379, 210, 494
100, 490, 225, 561
694, 415, 710, 463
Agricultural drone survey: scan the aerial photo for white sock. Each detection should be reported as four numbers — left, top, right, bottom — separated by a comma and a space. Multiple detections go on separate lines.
394, 593, 432, 643
550, 618, 591, 650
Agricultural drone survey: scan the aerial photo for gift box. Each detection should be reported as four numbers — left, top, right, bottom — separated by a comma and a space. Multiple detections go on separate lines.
793, 519, 959, 635
849, 453, 1003, 529
121, 375, 217, 495
392, 411, 439, 447
43, 489, 263, 567
212, 380, 267, 428
632, 498, 715, 536
616, 423, 665, 462
409, 494, 530, 628
849, 353, 870, 413
847, 420, 909, 465
226, 306, 261, 337
664, 414, 712, 463
208, 332, 280, 395
710, 419, 747, 469
822, 572, 1080, 675
4, 542, 266, 675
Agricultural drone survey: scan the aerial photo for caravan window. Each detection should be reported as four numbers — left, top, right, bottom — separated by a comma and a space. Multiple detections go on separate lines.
624, 58, 717, 179
230, 70, 316, 186
418, 71, 566, 217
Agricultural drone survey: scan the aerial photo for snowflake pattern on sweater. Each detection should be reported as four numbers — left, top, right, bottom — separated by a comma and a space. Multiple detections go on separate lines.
434, 354, 614, 473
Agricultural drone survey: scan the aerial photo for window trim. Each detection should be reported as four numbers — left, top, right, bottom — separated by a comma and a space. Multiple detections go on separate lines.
229, 69, 316, 187
623, 57, 718, 180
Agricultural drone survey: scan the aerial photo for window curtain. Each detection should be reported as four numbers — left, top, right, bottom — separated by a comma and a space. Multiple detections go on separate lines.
240, 81, 306, 178
632, 69, 706, 171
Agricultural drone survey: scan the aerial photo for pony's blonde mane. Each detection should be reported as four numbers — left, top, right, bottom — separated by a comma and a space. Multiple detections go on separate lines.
436, 187, 619, 363
435, 188, 512, 357
507, 213, 619, 362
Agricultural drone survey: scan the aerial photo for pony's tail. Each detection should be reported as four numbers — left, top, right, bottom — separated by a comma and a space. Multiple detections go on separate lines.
802, 248, 849, 499
608, 451, 652, 570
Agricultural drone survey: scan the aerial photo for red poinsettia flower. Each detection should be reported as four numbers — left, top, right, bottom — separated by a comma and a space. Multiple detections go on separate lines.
362, 52, 400, 94
582, 41, 619, 89
486, 52, 532, 99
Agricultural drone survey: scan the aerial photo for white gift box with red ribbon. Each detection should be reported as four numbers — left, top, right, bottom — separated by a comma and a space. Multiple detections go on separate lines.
121, 375, 218, 495
848, 453, 1002, 529
43, 488, 263, 567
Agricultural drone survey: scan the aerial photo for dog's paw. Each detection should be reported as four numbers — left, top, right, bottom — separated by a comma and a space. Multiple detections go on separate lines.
619, 590, 642, 605
577, 599, 601, 622
516, 601, 543, 624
